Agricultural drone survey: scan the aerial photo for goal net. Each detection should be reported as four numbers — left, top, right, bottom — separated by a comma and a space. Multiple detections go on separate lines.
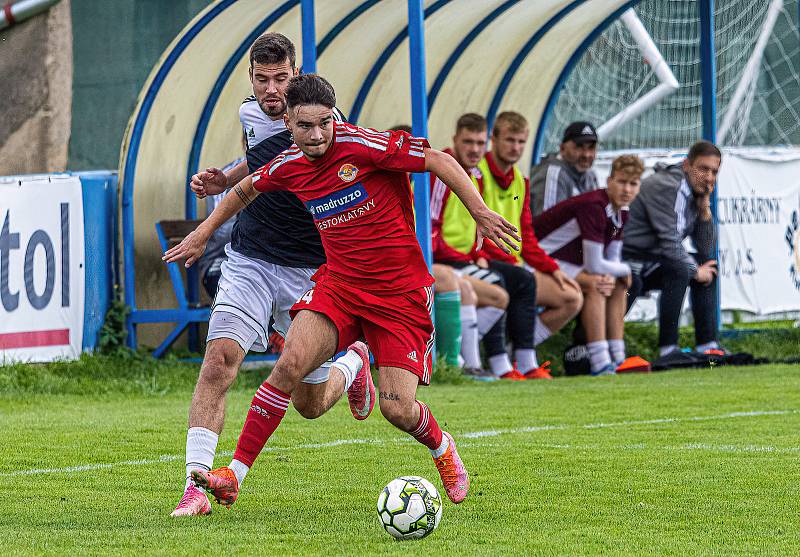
540, 0, 800, 153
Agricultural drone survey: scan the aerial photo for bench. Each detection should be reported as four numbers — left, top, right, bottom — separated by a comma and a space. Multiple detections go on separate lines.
152, 219, 210, 357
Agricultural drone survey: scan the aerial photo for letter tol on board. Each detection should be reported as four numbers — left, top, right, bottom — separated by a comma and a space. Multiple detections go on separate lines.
0, 204, 70, 313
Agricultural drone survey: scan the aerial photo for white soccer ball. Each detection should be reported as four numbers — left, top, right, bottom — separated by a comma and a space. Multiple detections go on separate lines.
376, 475, 443, 540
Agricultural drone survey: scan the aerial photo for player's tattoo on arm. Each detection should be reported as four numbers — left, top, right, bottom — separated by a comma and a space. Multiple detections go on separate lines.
379, 392, 400, 401
233, 183, 253, 206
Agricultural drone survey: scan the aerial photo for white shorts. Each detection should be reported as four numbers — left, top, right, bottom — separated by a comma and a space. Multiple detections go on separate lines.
208, 245, 330, 384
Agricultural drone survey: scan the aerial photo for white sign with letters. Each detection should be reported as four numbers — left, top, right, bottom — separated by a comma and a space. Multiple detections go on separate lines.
715, 149, 800, 314
0, 175, 85, 361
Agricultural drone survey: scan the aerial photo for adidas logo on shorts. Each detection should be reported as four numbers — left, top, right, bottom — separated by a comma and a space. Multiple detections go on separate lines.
407, 351, 418, 362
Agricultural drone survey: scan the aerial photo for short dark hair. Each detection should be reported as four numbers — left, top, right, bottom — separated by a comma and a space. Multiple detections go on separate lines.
687, 140, 721, 162
286, 74, 336, 110
250, 32, 296, 68
456, 113, 487, 134
389, 124, 413, 133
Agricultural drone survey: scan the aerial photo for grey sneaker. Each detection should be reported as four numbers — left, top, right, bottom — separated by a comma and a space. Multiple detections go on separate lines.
462, 367, 497, 382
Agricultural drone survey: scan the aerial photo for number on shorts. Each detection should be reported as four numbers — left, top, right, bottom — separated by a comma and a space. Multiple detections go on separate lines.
300, 289, 314, 304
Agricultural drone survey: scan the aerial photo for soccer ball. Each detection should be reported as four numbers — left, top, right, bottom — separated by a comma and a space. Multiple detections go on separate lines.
376, 476, 442, 540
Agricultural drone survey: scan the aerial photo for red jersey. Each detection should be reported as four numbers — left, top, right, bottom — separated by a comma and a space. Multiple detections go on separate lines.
252, 122, 434, 294
535, 188, 628, 265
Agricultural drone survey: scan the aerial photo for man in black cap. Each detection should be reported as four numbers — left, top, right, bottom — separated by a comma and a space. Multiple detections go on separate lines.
530, 121, 599, 216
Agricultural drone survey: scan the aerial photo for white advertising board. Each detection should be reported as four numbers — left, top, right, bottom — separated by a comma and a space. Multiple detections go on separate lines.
0, 175, 85, 362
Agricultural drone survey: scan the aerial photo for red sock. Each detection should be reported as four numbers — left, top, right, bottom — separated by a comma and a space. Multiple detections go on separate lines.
409, 401, 444, 451
232, 382, 290, 467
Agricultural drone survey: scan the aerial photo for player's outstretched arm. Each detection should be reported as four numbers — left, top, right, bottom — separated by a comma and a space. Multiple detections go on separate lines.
163, 175, 261, 267
424, 148, 521, 254
190, 160, 250, 199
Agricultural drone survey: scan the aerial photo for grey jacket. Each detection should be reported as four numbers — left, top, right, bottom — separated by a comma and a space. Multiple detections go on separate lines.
622, 163, 715, 275
530, 154, 598, 216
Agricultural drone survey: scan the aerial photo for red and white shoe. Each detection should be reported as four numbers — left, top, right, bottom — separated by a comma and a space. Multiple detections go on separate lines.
499, 370, 527, 381
191, 466, 239, 507
432, 432, 469, 504
524, 361, 553, 380
346, 341, 375, 420
170, 483, 211, 517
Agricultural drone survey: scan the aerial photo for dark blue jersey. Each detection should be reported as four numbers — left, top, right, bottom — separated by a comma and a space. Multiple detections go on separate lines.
230, 98, 345, 268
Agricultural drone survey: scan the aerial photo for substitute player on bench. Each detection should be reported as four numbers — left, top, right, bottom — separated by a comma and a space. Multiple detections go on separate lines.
535, 155, 644, 375
166, 74, 520, 506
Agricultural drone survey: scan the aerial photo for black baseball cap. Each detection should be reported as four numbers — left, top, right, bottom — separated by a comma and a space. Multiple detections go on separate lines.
562, 121, 598, 145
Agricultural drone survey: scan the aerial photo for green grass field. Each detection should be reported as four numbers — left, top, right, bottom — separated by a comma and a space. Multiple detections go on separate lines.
2, 359, 800, 556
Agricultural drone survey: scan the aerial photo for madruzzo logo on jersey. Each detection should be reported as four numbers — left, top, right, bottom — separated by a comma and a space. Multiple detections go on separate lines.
306, 183, 369, 220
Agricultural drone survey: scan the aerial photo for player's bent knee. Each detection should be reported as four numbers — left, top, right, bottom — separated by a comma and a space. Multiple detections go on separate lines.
582, 281, 603, 300
270, 349, 314, 391
293, 396, 326, 419
566, 288, 584, 313
459, 279, 477, 305
379, 397, 416, 430
492, 287, 510, 309
198, 343, 241, 389
432, 264, 459, 292
662, 259, 691, 283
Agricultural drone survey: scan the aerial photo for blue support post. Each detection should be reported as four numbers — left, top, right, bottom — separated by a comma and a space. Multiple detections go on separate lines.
184, 145, 199, 352
699, 0, 717, 143
407, 0, 432, 270
183, 121, 199, 350
122, 177, 137, 348
79, 172, 118, 351
699, 0, 721, 333
301, 0, 317, 73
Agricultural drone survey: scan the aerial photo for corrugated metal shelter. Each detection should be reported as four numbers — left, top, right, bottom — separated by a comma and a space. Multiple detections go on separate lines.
119, 0, 718, 348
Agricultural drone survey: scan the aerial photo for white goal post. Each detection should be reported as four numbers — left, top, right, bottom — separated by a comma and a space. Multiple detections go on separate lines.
596, 9, 680, 142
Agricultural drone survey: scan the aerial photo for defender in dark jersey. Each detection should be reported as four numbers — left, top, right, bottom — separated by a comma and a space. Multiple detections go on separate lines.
168, 34, 370, 518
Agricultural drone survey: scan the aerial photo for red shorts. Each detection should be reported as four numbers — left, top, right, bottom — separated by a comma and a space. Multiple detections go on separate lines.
290, 275, 435, 385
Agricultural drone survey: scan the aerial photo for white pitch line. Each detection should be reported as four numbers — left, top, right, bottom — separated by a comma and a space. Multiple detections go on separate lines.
523, 442, 800, 454
459, 409, 794, 438
1, 409, 795, 478
0, 439, 381, 477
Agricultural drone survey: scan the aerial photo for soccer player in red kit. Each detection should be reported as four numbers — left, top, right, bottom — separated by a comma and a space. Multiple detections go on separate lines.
166, 74, 520, 507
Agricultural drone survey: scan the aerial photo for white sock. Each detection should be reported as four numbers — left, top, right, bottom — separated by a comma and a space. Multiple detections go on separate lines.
460, 305, 481, 369
608, 339, 626, 365
229, 458, 250, 486
488, 353, 513, 377
429, 435, 450, 458
659, 344, 680, 357
476, 306, 504, 339
331, 349, 362, 391
696, 341, 719, 353
185, 427, 218, 490
514, 349, 539, 373
587, 340, 612, 373
534, 316, 553, 346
